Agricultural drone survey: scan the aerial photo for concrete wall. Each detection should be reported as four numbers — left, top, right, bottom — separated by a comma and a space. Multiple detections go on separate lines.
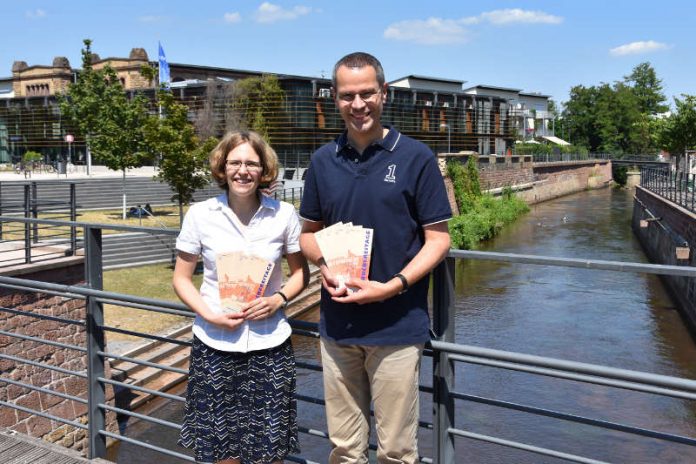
632, 186, 696, 330
0, 262, 117, 453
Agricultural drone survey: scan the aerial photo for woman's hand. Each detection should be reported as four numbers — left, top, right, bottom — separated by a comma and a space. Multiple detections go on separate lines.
242, 293, 285, 321
203, 311, 246, 331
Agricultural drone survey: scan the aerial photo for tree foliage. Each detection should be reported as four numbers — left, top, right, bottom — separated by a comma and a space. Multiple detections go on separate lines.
58, 39, 154, 218
624, 62, 669, 115
144, 87, 218, 223
561, 62, 668, 155
58, 39, 153, 172
231, 75, 286, 142
656, 94, 696, 169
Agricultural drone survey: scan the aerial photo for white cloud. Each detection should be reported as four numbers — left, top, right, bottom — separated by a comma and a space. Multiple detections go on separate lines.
477, 9, 563, 25
138, 15, 167, 23
255, 2, 312, 23
26, 9, 47, 19
384, 9, 561, 45
384, 18, 471, 45
223, 12, 242, 23
609, 40, 671, 56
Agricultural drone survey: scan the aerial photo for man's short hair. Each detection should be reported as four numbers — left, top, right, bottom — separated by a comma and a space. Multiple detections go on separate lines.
332, 52, 385, 88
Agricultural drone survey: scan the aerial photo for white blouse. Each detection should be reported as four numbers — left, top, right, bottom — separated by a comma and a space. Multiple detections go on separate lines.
176, 193, 301, 353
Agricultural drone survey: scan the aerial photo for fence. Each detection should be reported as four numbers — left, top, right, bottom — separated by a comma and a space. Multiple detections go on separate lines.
0, 183, 78, 266
640, 167, 695, 214
1, 218, 696, 463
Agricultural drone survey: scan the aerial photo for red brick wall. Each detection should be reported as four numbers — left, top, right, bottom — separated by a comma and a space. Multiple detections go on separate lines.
0, 263, 116, 453
633, 187, 696, 330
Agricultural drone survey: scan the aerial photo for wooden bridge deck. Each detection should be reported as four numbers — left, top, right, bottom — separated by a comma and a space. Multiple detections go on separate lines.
0, 428, 111, 464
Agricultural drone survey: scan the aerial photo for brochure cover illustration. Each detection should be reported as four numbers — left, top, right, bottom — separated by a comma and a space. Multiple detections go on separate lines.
216, 251, 275, 314
315, 222, 373, 292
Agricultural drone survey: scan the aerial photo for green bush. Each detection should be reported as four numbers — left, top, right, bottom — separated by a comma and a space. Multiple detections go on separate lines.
446, 155, 529, 249
447, 157, 481, 214
22, 151, 43, 164
612, 165, 628, 187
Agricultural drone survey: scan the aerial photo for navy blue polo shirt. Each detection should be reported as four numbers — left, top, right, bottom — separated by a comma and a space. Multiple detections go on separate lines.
300, 127, 452, 345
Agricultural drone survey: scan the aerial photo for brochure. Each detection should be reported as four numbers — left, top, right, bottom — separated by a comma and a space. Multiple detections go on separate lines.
315, 222, 373, 292
216, 251, 274, 314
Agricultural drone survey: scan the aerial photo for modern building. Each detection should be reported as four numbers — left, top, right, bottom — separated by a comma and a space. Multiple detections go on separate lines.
1, 47, 555, 166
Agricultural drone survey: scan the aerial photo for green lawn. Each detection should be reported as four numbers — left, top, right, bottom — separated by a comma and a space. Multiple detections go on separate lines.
103, 262, 202, 343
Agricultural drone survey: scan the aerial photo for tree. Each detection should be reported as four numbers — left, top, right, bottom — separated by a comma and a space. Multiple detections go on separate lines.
624, 62, 668, 115
144, 86, 218, 225
58, 39, 153, 218
231, 75, 286, 143
657, 94, 696, 170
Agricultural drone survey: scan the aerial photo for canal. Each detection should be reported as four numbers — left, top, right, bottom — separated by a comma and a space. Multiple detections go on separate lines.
108, 186, 696, 463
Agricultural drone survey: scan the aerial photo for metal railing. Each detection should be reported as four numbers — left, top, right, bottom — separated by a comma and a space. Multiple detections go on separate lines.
529, 153, 605, 163
273, 186, 304, 205
1, 218, 696, 463
0, 183, 78, 265
640, 167, 695, 214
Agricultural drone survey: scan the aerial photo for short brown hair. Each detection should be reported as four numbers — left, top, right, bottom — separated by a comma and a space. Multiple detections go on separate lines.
209, 131, 279, 191
332, 52, 385, 88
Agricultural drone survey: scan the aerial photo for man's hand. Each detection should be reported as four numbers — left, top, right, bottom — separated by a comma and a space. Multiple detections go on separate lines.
320, 264, 348, 297
331, 277, 400, 305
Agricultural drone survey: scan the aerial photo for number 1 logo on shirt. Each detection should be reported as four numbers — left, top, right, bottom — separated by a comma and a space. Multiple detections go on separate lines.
384, 164, 396, 183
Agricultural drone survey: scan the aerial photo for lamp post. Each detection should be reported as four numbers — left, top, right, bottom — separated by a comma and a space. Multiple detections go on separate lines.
440, 123, 451, 154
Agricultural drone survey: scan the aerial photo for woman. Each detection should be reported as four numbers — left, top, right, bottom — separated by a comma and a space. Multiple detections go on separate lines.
174, 131, 308, 464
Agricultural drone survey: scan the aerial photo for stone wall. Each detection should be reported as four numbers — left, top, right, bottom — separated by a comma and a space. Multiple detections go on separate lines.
0, 262, 116, 454
517, 160, 613, 204
632, 186, 696, 330
437, 155, 613, 206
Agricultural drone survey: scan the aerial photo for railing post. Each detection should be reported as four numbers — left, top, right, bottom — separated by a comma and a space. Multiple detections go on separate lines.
31, 181, 38, 244
69, 183, 77, 256
23, 185, 31, 264
0, 181, 3, 240
85, 225, 107, 459
432, 257, 456, 464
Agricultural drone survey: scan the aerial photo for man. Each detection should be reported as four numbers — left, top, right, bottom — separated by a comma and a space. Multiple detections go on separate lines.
299, 52, 451, 463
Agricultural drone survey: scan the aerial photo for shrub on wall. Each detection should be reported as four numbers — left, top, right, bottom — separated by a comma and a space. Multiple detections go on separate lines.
446, 159, 529, 249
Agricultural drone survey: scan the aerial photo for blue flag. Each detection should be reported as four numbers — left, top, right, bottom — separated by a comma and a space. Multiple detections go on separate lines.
158, 41, 170, 90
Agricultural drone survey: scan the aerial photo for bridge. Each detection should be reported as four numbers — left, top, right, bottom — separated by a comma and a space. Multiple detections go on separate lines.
1, 216, 696, 463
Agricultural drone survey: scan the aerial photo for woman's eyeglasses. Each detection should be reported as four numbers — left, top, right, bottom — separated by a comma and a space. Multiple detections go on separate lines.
225, 160, 262, 172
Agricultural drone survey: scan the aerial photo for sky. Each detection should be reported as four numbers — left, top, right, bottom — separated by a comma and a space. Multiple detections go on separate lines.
3, 1, 696, 106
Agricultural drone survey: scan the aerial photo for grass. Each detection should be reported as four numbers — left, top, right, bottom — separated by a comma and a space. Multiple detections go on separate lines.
103, 262, 202, 343
77, 206, 187, 230
0, 206, 187, 241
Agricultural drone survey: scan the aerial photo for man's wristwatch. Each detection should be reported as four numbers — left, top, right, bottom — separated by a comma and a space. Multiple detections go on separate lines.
393, 273, 409, 295
274, 290, 289, 309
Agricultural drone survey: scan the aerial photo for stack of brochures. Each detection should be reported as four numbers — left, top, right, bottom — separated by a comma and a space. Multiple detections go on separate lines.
216, 251, 274, 314
315, 222, 374, 292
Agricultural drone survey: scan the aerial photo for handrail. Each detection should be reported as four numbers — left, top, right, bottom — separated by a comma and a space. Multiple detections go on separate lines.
0, 219, 695, 463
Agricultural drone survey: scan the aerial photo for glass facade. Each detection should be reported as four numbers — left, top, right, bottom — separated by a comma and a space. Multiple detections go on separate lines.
0, 70, 515, 168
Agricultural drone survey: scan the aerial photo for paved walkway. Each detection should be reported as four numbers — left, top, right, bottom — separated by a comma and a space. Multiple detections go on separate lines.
0, 166, 305, 190
0, 428, 111, 463
0, 165, 159, 181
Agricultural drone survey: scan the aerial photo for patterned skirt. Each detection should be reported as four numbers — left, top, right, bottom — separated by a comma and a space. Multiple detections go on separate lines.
178, 336, 299, 463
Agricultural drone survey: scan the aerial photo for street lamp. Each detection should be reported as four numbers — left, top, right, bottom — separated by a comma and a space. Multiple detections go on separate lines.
440, 123, 451, 153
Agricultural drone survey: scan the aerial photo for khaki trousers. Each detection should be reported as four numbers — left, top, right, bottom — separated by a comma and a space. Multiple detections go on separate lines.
320, 338, 423, 464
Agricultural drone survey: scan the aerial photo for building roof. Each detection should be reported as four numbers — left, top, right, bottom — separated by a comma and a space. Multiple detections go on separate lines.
463, 84, 523, 93
520, 91, 552, 99
540, 135, 571, 146
388, 75, 465, 86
